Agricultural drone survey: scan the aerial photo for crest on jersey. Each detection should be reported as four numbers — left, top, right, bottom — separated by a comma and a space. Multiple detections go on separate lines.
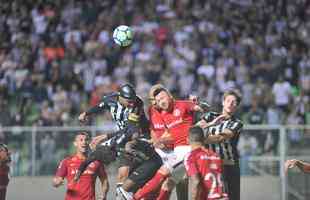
173, 109, 181, 117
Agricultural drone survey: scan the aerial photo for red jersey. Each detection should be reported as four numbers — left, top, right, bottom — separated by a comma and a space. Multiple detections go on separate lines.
184, 148, 227, 200
149, 106, 174, 149
149, 100, 195, 148
0, 165, 9, 188
56, 155, 107, 200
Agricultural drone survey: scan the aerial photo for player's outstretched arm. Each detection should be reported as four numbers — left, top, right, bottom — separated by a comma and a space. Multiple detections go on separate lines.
52, 176, 64, 188
79, 98, 110, 122
285, 159, 310, 173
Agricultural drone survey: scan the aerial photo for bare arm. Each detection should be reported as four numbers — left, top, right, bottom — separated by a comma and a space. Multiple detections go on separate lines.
150, 130, 174, 149
52, 176, 64, 188
204, 128, 235, 144
98, 173, 109, 200
189, 174, 202, 200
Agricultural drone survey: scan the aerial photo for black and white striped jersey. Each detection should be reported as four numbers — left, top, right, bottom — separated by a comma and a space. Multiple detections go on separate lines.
202, 111, 243, 163
86, 93, 147, 130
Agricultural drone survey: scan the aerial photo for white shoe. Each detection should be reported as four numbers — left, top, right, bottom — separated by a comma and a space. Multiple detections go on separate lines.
116, 186, 134, 200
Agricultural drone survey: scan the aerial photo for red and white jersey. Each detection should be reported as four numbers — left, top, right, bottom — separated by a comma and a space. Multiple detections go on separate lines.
149, 106, 174, 149
184, 147, 228, 200
149, 100, 195, 148
0, 165, 9, 189
56, 155, 107, 200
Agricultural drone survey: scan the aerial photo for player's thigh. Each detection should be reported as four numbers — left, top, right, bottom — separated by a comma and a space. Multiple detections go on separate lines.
118, 153, 140, 171
128, 156, 162, 189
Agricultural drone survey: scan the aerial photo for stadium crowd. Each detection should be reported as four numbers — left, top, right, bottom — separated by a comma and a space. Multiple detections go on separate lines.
0, 0, 309, 176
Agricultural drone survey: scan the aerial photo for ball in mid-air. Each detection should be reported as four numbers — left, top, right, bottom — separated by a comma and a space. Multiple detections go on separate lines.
113, 25, 133, 47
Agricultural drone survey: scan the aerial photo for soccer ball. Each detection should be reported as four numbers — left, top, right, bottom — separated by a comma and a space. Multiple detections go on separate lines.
113, 25, 133, 47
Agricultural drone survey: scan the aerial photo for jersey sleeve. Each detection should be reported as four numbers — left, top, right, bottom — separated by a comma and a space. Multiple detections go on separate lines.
86, 95, 113, 115
201, 112, 216, 122
55, 159, 68, 178
226, 120, 243, 134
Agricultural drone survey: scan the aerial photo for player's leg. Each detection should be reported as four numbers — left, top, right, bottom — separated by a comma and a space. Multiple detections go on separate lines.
134, 148, 176, 200
170, 145, 191, 200
175, 177, 188, 200
0, 188, 7, 200
223, 163, 240, 200
123, 155, 162, 192
156, 177, 174, 200
116, 154, 135, 198
117, 155, 162, 200
118, 166, 130, 183
133, 166, 170, 200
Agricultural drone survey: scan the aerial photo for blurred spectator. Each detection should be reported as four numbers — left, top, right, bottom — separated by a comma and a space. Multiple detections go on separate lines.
265, 102, 283, 155
286, 108, 304, 146
39, 133, 56, 175
272, 76, 292, 114
246, 99, 265, 153
0, 0, 308, 128
238, 133, 259, 175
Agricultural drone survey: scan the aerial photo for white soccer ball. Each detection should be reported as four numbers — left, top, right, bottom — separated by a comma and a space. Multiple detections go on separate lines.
113, 25, 134, 47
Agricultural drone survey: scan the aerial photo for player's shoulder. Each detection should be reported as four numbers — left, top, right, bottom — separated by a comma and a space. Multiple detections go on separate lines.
59, 155, 75, 165
174, 100, 194, 110
175, 100, 193, 105
230, 115, 244, 126
188, 148, 203, 158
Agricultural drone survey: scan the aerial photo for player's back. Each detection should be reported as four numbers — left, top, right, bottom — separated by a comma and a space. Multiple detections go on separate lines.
190, 148, 227, 200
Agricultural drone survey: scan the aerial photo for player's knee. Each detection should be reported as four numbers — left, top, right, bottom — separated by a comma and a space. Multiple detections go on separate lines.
118, 166, 130, 182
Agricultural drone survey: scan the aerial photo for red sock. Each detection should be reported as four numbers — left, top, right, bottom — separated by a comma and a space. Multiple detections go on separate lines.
134, 172, 167, 200
156, 188, 171, 200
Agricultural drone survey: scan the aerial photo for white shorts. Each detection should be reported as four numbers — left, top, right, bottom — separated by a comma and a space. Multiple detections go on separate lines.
155, 145, 191, 183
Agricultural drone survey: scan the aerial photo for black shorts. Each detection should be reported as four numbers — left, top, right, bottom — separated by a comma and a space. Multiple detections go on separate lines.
118, 153, 141, 170
128, 154, 162, 192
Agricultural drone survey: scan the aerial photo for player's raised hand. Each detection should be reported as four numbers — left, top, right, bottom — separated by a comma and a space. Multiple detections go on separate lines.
78, 112, 88, 122
52, 177, 65, 188
285, 159, 299, 173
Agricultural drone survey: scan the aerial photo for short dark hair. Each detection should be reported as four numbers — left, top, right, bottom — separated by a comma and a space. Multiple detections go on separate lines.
223, 89, 242, 105
0, 143, 8, 152
189, 126, 205, 143
75, 132, 90, 140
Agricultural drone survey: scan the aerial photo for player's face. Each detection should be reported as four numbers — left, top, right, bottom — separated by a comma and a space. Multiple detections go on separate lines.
223, 95, 238, 114
74, 134, 89, 153
0, 147, 11, 164
155, 91, 171, 111
119, 96, 136, 108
